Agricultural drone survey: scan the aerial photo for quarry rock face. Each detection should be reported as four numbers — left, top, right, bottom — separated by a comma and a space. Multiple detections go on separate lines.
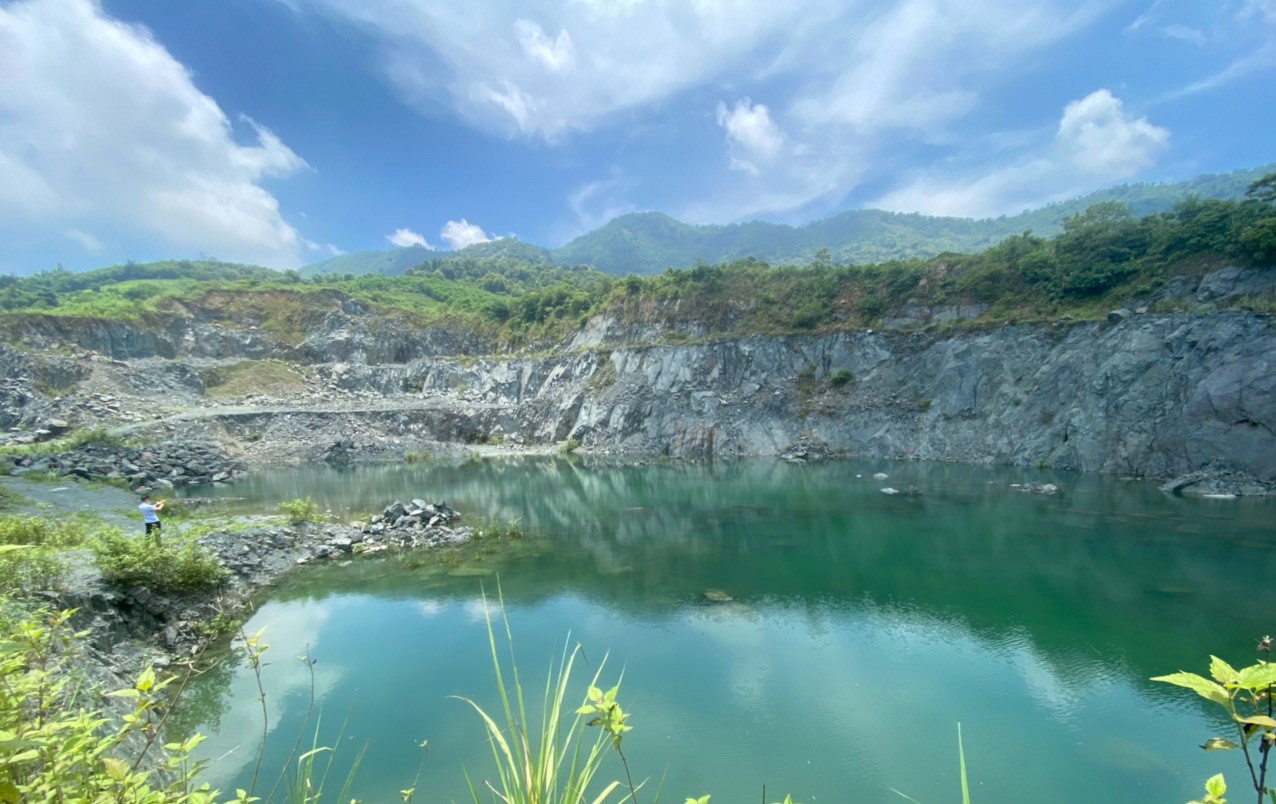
4, 267, 1273, 491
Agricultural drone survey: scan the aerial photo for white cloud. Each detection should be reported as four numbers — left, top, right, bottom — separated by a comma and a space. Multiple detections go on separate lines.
716, 99, 784, 176
286, 0, 802, 140
873, 89, 1170, 218
440, 218, 495, 250
1056, 90, 1170, 177
284, 0, 1115, 225
0, 0, 309, 268
64, 229, 103, 254
387, 227, 432, 249
682, 0, 1106, 223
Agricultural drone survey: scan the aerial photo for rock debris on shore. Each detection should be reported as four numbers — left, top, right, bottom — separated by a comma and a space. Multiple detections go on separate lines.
7, 441, 247, 492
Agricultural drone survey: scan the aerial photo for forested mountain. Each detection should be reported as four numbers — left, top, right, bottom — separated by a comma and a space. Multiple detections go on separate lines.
553, 164, 1275, 275
299, 244, 435, 278
297, 165, 1271, 279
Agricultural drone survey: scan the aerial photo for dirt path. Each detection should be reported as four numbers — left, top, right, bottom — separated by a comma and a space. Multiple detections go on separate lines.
108, 396, 508, 435
0, 475, 138, 530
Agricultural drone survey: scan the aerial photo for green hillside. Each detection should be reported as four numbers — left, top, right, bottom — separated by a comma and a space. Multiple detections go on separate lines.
5, 185, 1273, 350
552, 164, 1274, 275
292, 164, 1273, 279
300, 244, 433, 278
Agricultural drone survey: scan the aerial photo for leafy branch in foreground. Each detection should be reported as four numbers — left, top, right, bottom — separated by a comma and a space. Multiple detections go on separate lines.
1153, 636, 1276, 804
0, 608, 216, 802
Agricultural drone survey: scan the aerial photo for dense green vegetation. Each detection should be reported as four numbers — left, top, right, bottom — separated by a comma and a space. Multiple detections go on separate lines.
0, 177, 1273, 353
295, 164, 1272, 278
0, 260, 279, 310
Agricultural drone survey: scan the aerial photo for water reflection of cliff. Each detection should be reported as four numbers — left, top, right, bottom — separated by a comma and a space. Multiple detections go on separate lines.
212, 457, 1276, 696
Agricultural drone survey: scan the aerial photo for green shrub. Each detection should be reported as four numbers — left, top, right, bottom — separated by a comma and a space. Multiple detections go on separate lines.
0, 485, 28, 508
559, 437, 581, 455
0, 515, 89, 548
0, 545, 66, 594
829, 369, 854, 386
279, 496, 325, 524
90, 528, 227, 593
404, 450, 431, 464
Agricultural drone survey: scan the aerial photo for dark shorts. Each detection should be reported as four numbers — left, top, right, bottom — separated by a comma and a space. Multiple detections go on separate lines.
145, 521, 161, 535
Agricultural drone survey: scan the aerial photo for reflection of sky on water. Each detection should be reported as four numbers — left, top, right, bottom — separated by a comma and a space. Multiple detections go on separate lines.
191, 588, 1236, 803
183, 458, 1275, 803
196, 602, 344, 787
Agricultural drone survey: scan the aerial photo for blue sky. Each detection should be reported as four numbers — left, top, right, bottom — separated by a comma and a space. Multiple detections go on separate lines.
0, 0, 1272, 272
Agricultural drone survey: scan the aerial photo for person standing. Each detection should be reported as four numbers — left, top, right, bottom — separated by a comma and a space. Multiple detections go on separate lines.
139, 494, 165, 544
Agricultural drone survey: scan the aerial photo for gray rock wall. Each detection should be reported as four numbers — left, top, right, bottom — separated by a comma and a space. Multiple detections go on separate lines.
409, 311, 1275, 481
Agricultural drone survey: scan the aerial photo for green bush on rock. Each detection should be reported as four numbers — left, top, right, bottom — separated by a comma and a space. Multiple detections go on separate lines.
279, 496, 325, 524
90, 527, 227, 593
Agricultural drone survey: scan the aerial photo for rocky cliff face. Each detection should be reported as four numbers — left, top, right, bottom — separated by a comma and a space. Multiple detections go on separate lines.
407, 311, 1275, 485
4, 267, 1274, 490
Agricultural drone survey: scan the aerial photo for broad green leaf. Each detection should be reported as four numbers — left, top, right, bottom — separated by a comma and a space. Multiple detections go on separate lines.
107, 688, 140, 698
103, 756, 129, 781
1235, 663, 1276, 690
1151, 672, 1231, 706
0, 780, 18, 804
1236, 715, 1276, 729
1210, 656, 1239, 684
0, 739, 41, 752
1201, 737, 1240, 751
1205, 773, 1226, 798
136, 666, 156, 693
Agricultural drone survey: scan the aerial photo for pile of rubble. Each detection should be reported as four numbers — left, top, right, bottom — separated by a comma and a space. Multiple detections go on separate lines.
7, 441, 247, 492
303, 499, 467, 560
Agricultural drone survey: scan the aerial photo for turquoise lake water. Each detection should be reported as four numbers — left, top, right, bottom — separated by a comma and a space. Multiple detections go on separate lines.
179, 458, 1276, 803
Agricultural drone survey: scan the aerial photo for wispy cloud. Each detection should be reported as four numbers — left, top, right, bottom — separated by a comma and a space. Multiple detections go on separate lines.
64, 228, 103, 254
296, 0, 800, 141
684, 0, 1108, 223
1160, 43, 1276, 100
563, 172, 637, 238
0, 0, 308, 267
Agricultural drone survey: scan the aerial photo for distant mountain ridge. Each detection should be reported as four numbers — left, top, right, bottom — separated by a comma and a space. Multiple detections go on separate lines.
300, 164, 1273, 277
300, 244, 434, 278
